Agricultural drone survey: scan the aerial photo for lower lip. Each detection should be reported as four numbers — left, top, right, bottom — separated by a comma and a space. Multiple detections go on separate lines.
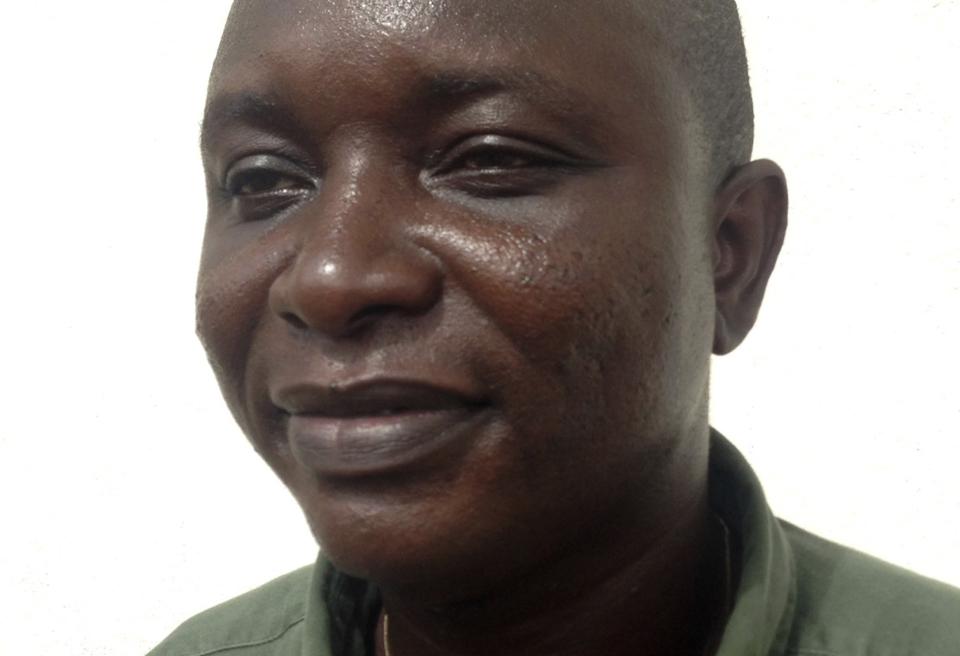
286, 407, 488, 476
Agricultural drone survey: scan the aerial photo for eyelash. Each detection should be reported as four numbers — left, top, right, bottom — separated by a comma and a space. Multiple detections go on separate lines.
441, 146, 553, 172
428, 137, 579, 197
223, 155, 315, 197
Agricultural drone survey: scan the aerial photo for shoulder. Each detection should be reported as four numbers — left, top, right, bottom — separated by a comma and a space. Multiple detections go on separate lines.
781, 521, 960, 656
147, 565, 314, 656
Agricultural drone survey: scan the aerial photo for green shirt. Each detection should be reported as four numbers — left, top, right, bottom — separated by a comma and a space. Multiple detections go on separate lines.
149, 434, 960, 655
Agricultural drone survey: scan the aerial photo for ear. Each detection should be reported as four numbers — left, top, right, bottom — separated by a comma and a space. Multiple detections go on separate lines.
712, 159, 788, 355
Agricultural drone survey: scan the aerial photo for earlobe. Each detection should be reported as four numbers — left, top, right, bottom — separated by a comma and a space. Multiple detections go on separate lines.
712, 159, 788, 355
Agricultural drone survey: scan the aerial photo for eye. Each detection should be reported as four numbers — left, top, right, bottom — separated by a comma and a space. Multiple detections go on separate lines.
454, 147, 545, 172
223, 154, 315, 198
437, 135, 569, 174
429, 135, 583, 198
230, 169, 302, 196
219, 154, 316, 222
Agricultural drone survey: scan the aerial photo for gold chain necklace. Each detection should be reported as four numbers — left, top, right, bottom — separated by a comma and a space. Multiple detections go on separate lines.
381, 514, 732, 656
382, 611, 393, 656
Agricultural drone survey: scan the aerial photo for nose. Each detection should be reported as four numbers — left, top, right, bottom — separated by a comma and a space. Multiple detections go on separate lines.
268, 174, 443, 339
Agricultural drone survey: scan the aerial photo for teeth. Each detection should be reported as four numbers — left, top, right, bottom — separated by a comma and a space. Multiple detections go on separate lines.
376, 407, 411, 416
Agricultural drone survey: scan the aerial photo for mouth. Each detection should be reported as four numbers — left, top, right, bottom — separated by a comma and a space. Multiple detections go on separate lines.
272, 379, 491, 477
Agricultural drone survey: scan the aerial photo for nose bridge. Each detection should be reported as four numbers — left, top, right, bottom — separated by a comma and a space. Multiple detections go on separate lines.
270, 140, 442, 337
307, 145, 393, 269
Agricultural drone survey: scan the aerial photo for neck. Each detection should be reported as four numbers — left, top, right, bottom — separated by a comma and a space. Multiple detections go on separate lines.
377, 483, 727, 656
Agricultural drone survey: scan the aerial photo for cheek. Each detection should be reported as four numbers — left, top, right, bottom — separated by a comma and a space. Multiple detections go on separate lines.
420, 197, 685, 447
195, 225, 294, 432
486, 189, 708, 442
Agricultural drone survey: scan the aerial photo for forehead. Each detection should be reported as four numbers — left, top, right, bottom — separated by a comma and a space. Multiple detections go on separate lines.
204, 0, 697, 182
211, 0, 676, 118
217, 0, 656, 62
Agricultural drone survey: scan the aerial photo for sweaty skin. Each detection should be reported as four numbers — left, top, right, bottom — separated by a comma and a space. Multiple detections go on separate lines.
198, 1, 787, 655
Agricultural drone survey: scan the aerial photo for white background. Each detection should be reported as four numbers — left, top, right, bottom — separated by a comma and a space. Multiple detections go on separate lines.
0, 2, 957, 654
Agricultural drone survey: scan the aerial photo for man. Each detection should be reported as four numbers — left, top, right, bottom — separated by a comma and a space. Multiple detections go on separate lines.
151, 1, 960, 654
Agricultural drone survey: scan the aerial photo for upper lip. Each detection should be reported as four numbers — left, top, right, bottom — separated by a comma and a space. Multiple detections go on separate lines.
272, 378, 488, 417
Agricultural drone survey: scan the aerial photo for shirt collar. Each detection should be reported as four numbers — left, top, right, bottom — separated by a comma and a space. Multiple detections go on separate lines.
710, 429, 797, 656
303, 558, 379, 656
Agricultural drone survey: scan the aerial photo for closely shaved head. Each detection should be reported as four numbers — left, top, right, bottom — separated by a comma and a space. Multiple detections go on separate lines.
647, 0, 754, 184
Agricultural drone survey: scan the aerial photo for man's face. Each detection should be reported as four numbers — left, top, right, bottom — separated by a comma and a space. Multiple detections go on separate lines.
199, 0, 717, 595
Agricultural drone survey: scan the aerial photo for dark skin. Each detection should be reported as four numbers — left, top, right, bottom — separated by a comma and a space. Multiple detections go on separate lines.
198, 1, 787, 655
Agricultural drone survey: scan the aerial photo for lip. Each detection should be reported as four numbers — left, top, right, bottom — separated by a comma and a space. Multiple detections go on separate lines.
272, 379, 490, 476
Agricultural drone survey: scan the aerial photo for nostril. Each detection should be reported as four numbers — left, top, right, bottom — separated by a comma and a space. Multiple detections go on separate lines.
280, 312, 309, 330
351, 304, 395, 326
333, 304, 398, 336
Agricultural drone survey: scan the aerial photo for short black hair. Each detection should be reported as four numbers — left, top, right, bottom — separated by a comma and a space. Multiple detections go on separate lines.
652, 0, 754, 184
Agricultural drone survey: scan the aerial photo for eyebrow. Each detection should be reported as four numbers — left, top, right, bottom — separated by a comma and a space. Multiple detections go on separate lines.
200, 92, 300, 153
421, 69, 603, 125
201, 68, 605, 151
422, 69, 579, 104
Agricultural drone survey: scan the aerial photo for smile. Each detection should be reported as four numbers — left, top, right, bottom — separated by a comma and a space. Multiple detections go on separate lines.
274, 379, 491, 477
